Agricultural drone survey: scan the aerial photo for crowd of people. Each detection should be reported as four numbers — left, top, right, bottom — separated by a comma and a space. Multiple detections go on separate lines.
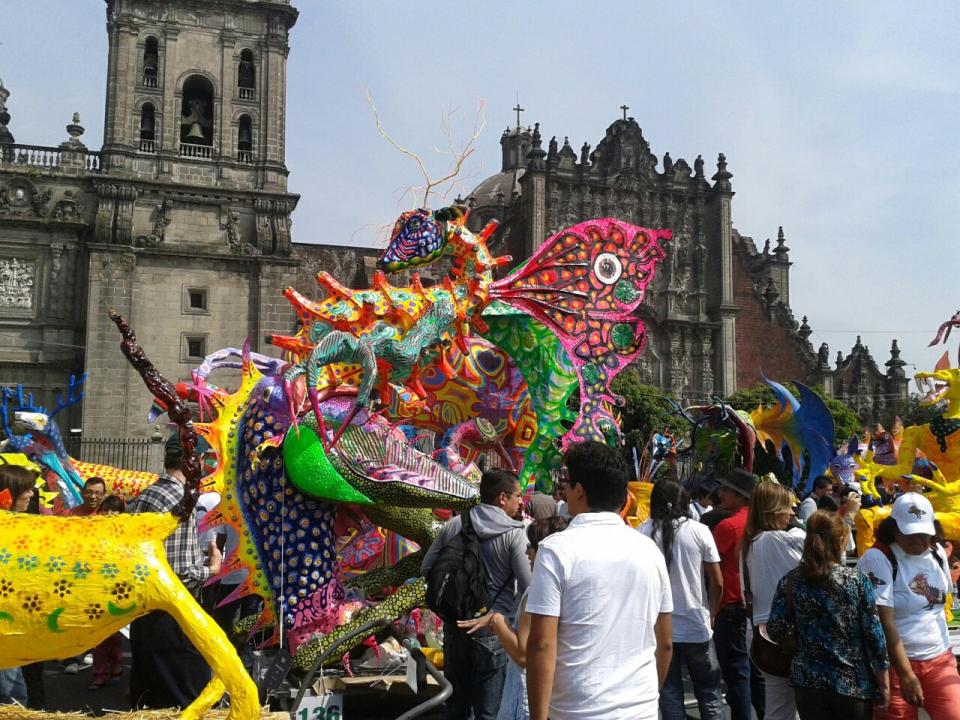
4, 438, 960, 720
427, 444, 960, 720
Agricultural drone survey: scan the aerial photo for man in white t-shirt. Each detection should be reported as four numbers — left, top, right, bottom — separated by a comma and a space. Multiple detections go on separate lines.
525, 441, 673, 720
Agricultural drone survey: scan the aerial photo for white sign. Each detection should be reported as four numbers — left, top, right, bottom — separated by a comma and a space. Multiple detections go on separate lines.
294, 693, 344, 720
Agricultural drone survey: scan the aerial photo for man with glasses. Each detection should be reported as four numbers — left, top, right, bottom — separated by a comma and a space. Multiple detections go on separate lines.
422, 468, 533, 720
526, 441, 673, 720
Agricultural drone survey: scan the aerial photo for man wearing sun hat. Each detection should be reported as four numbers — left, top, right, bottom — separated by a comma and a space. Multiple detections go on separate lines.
711, 468, 764, 720
858, 491, 960, 718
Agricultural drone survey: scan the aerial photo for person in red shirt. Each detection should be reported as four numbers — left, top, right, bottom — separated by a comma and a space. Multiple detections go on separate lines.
711, 468, 763, 720
70, 476, 106, 517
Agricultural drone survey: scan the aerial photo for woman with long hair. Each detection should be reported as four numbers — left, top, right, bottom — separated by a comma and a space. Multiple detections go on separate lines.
0, 465, 39, 705
768, 511, 889, 719
742, 479, 805, 720
857, 493, 960, 719
639, 481, 724, 720
457, 515, 569, 720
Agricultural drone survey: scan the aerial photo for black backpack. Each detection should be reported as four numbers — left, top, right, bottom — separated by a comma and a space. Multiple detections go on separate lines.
425, 511, 505, 623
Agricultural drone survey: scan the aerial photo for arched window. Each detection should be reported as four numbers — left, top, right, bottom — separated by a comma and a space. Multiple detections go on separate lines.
143, 37, 159, 88
180, 75, 215, 157
139, 103, 156, 152
238, 49, 255, 100
237, 115, 253, 163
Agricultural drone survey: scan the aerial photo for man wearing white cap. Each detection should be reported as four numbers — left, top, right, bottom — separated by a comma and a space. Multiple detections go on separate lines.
857, 492, 960, 719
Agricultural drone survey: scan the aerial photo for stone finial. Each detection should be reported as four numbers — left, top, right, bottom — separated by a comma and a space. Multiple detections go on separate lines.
886, 338, 907, 379
854, 335, 863, 350
836, 350, 844, 367
63, 112, 86, 147
559, 136, 576, 161
526, 122, 547, 169
798, 315, 812, 340
774, 226, 790, 259
712, 152, 733, 192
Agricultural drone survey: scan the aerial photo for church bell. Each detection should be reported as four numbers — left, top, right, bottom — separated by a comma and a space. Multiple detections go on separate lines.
186, 122, 205, 141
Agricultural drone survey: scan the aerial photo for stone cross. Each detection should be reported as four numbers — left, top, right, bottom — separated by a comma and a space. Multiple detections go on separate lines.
620, 104, 629, 120
513, 103, 524, 127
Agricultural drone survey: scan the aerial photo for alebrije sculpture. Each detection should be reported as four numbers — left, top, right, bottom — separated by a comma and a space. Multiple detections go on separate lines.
0, 311, 258, 720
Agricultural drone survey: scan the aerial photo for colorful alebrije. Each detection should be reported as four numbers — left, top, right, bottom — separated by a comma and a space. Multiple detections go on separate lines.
489, 218, 668, 450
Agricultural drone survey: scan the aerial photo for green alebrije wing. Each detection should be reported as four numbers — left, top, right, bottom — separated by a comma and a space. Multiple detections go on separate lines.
283, 426, 373, 505
482, 303, 578, 491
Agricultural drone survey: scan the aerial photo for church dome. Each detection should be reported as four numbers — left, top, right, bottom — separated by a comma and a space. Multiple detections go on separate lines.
467, 168, 523, 209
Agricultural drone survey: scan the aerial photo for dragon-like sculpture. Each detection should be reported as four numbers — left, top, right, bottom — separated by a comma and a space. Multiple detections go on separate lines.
1, 380, 159, 508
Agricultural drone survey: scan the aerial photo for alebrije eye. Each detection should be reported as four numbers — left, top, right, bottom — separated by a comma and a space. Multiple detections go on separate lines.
593, 253, 622, 285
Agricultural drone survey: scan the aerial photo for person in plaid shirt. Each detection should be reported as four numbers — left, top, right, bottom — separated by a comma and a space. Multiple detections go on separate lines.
128, 441, 222, 710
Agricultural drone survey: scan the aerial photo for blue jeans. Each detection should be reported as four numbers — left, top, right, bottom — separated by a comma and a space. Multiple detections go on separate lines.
0, 667, 27, 705
713, 605, 765, 720
443, 625, 508, 720
660, 640, 725, 720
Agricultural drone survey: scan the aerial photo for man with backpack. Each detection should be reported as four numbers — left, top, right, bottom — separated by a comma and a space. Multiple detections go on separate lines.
422, 468, 532, 720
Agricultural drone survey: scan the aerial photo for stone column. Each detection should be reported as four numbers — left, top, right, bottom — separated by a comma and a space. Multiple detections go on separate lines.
81, 249, 138, 437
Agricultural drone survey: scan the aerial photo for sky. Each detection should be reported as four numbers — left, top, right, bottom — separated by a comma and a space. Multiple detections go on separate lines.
2, 1, 959, 382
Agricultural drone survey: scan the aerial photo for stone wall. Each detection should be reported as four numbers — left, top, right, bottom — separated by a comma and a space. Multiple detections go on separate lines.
732, 249, 814, 389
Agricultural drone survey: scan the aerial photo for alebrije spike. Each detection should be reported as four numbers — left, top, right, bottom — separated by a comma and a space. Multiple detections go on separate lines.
284, 286, 327, 322
241, 338, 252, 373
479, 219, 500, 241
410, 272, 428, 302
314, 272, 354, 303
936, 351, 950, 371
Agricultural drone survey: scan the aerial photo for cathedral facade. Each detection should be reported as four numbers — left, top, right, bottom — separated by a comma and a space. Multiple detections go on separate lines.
0, 2, 908, 440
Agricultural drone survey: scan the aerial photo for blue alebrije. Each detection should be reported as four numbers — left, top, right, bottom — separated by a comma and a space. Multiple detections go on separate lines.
236, 382, 339, 629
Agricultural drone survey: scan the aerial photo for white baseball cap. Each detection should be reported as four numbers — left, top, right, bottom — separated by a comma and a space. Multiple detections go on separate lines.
891, 492, 936, 536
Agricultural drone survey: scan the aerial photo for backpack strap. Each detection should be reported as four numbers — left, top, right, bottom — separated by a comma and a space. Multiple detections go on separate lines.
466, 508, 516, 611
872, 541, 899, 582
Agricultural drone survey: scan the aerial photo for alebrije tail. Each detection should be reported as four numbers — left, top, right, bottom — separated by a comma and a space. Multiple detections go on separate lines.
109, 310, 200, 520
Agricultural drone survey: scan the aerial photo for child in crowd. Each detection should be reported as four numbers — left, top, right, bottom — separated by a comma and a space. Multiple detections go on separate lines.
89, 495, 126, 691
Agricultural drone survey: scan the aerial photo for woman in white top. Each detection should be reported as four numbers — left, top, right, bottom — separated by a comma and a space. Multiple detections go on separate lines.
742, 480, 805, 720
856, 492, 960, 720
639, 481, 724, 720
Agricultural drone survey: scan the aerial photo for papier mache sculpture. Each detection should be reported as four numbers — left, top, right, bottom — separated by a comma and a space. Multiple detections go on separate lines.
0, 201, 669, 717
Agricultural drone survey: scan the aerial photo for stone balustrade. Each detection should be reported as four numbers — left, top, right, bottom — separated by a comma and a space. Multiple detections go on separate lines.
0, 143, 101, 172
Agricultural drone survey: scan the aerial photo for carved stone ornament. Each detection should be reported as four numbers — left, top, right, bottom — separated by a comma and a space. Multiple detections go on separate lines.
136, 198, 173, 248
220, 206, 259, 256
0, 257, 35, 309
0, 179, 52, 218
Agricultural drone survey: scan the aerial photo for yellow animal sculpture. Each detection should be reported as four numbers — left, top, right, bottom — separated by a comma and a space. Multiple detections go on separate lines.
0, 311, 259, 720
0, 512, 257, 720
855, 359, 960, 555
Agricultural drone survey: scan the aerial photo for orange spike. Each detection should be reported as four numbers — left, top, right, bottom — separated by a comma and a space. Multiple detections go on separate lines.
314, 272, 355, 303
284, 287, 328, 322
479, 219, 500, 240
410, 272, 429, 302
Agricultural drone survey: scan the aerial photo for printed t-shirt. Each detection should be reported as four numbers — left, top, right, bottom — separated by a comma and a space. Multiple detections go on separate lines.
526, 512, 672, 720
857, 544, 951, 660
639, 516, 720, 642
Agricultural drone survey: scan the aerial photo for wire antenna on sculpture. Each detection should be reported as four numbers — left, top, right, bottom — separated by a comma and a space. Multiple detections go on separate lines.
365, 89, 485, 210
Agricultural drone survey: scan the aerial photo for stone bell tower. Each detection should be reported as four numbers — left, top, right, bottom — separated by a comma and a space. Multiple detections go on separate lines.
81, 0, 300, 438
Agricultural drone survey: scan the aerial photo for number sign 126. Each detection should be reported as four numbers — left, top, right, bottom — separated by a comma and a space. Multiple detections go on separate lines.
294, 693, 343, 720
